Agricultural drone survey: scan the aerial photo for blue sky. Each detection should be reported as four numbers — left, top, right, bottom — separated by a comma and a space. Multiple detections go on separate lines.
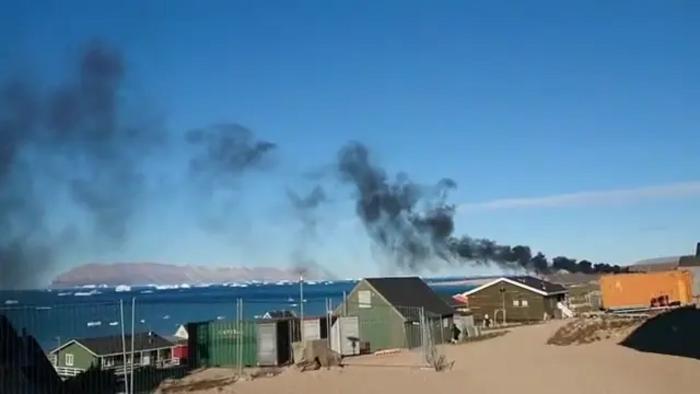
2, 1, 699, 280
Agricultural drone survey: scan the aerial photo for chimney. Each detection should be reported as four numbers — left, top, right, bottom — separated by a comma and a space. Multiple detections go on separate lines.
696, 242, 700, 257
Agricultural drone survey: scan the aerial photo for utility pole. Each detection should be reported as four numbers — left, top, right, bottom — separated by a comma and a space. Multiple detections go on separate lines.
299, 274, 304, 340
119, 300, 129, 394
130, 297, 135, 394
499, 286, 507, 325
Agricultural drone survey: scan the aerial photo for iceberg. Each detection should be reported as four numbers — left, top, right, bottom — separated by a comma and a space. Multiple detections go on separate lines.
74, 290, 100, 296
115, 285, 131, 292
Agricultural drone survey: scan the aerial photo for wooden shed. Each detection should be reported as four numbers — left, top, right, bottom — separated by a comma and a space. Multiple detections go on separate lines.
336, 277, 454, 352
457, 276, 569, 323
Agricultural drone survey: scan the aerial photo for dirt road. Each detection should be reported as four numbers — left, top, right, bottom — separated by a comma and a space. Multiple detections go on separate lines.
167, 321, 700, 394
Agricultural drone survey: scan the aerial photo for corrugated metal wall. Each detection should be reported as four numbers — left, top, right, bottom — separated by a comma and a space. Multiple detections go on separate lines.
599, 270, 694, 310
256, 322, 277, 366
679, 267, 700, 297
188, 320, 257, 368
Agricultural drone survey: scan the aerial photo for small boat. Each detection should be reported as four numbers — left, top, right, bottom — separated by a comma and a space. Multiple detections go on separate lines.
216, 315, 225, 320
140, 290, 154, 294
57, 292, 71, 296
139, 319, 146, 324
4, 300, 19, 305
109, 321, 119, 326
87, 321, 102, 327
162, 315, 170, 320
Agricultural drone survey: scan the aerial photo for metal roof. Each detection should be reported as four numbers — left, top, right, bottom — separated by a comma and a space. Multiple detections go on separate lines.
51, 332, 173, 356
461, 276, 567, 297
679, 255, 700, 267
364, 277, 454, 318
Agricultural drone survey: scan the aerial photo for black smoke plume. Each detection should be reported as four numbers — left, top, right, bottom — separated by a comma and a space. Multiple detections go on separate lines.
0, 42, 160, 289
286, 185, 336, 279
47, 44, 153, 242
187, 123, 276, 185
337, 142, 624, 275
287, 185, 326, 236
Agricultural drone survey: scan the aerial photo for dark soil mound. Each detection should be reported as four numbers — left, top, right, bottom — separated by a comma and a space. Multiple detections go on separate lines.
620, 307, 700, 360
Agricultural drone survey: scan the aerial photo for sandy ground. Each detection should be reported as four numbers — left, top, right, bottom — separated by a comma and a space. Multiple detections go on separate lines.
162, 321, 700, 394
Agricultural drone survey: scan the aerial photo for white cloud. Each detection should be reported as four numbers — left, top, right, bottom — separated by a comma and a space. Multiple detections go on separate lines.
458, 181, 700, 213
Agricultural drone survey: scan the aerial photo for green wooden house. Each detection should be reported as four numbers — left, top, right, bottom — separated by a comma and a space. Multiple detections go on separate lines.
337, 277, 454, 352
458, 276, 568, 324
48, 332, 175, 378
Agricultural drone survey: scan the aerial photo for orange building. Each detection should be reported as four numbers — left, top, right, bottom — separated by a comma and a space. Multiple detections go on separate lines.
599, 270, 693, 310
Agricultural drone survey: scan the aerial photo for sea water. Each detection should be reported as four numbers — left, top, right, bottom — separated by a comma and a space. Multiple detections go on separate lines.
0, 280, 472, 350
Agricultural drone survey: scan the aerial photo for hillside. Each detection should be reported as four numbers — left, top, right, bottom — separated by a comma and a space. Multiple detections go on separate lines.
50, 262, 322, 288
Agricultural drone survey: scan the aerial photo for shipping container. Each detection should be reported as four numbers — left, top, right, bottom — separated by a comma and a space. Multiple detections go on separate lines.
186, 320, 257, 368
302, 317, 329, 341
599, 270, 694, 310
331, 316, 360, 356
256, 318, 300, 366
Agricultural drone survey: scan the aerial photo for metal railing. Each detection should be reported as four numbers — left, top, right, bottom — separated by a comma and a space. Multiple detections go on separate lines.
54, 366, 85, 378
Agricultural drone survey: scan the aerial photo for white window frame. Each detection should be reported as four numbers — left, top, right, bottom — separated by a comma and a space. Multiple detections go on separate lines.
65, 353, 74, 367
103, 356, 115, 367
358, 290, 371, 308
521, 299, 529, 307
512, 299, 519, 307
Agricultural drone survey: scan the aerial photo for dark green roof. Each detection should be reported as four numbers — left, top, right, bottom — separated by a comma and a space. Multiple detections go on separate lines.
365, 277, 454, 318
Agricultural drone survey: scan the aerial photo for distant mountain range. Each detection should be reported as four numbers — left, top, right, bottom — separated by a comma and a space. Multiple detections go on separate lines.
50, 262, 321, 288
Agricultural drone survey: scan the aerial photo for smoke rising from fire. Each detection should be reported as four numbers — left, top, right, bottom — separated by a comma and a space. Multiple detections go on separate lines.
286, 185, 336, 279
0, 42, 160, 289
1, 42, 625, 289
187, 123, 276, 186
337, 142, 624, 275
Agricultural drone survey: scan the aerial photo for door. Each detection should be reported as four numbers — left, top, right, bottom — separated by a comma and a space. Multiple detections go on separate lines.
257, 323, 277, 366
331, 316, 360, 356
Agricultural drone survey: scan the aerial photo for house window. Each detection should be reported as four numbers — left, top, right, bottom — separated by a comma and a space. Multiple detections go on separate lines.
358, 290, 371, 308
103, 357, 115, 367
521, 299, 529, 307
65, 353, 74, 366
512, 300, 520, 307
